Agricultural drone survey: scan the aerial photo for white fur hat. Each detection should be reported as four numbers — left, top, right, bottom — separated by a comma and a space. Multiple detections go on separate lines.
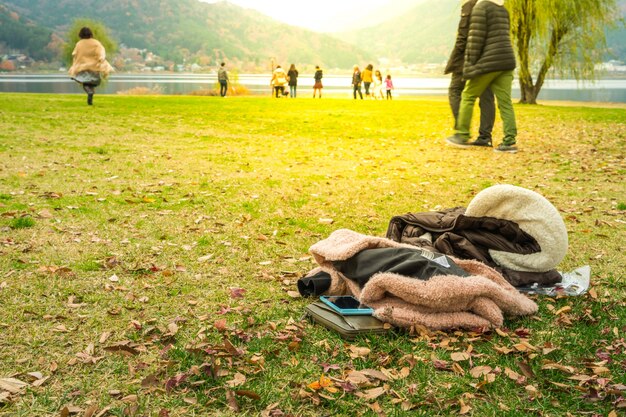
465, 185, 568, 272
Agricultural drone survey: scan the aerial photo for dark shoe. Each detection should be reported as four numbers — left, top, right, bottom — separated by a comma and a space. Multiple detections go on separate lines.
495, 143, 518, 153
446, 135, 471, 148
470, 137, 492, 147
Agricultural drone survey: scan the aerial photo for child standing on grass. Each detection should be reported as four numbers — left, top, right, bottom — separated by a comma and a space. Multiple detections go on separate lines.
385, 74, 394, 100
313, 66, 323, 98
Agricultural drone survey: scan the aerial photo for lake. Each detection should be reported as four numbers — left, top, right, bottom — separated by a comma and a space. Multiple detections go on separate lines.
1, 73, 626, 103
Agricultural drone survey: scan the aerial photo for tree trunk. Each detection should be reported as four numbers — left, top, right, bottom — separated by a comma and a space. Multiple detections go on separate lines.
519, 81, 538, 104
513, 0, 536, 104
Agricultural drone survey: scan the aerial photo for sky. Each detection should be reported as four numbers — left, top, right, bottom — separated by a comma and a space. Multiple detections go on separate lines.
201, 0, 417, 32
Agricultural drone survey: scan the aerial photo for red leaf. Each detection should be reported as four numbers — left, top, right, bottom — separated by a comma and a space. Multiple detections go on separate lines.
229, 287, 246, 299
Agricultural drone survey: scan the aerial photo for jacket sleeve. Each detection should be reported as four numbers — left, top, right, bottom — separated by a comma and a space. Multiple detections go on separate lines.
96, 41, 107, 63
465, 4, 487, 66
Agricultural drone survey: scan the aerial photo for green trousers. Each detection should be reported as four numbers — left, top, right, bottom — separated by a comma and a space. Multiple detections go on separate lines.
456, 70, 517, 145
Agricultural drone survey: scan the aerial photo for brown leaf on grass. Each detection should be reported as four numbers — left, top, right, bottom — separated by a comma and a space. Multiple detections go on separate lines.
37, 209, 53, 219
141, 374, 159, 388
0, 378, 28, 393
504, 367, 525, 384
459, 399, 472, 415
360, 369, 389, 382
451, 352, 470, 362
223, 337, 244, 357
83, 405, 98, 417
452, 363, 465, 376
234, 390, 261, 400
166, 322, 179, 336
93, 406, 112, 417
493, 345, 515, 354
98, 332, 112, 344
31, 375, 49, 387
345, 370, 372, 386
229, 287, 246, 299
53, 324, 70, 333
541, 361, 576, 374
517, 361, 535, 379
60, 406, 83, 415
103, 343, 139, 356
554, 306, 572, 315
214, 319, 228, 332
226, 372, 246, 388
67, 296, 86, 309
165, 373, 188, 392
347, 345, 371, 359
469, 366, 492, 378
225, 390, 240, 412
356, 386, 387, 401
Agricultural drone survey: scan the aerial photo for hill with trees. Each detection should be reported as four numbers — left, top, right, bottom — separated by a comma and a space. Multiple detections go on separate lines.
0, 0, 624, 71
0, 0, 372, 70
0, 5, 58, 61
339, 0, 626, 66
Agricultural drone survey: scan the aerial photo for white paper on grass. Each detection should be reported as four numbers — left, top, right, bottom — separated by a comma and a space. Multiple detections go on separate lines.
516, 265, 591, 296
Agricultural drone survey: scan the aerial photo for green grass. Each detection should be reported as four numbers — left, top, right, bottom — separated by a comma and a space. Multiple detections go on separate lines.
9, 216, 35, 229
0, 93, 625, 417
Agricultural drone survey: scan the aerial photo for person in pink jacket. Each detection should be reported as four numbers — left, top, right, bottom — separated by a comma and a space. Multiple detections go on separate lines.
385, 74, 394, 100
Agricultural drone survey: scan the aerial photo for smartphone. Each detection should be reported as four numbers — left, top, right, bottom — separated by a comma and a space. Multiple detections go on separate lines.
320, 295, 374, 316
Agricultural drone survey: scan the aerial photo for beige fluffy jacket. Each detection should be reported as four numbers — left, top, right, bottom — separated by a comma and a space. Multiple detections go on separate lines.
308, 229, 538, 330
68, 39, 113, 77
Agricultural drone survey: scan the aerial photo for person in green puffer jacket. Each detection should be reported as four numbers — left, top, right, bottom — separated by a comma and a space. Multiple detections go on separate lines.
446, 0, 518, 153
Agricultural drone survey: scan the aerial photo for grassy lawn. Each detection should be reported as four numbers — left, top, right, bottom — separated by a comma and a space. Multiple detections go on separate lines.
0, 93, 625, 417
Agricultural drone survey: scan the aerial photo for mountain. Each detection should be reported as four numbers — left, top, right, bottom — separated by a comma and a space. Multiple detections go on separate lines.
341, 0, 626, 65
339, 0, 460, 65
0, 0, 372, 69
0, 5, 56, 61
1, 0, 624, 70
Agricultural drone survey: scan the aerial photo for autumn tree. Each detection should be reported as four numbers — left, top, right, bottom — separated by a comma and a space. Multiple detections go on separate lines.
507, 0, 620, 104
63, 19, 117, 66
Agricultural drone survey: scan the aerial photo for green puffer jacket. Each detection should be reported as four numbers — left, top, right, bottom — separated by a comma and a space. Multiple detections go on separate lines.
463, 0, 516, 80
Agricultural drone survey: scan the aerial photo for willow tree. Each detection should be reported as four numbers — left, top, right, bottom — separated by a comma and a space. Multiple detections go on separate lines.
507, 0, 619, 104
63, 19, 117, 66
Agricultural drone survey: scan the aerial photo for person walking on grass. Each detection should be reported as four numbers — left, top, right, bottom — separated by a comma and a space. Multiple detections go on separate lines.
68, 27, 113, 106
373, 70, 384, 100
287, 64, 299, 98
385, 74, 394, 100
218, 62, 229, 97
445, 0, 495, 147
362, 64, 374, 99
446, 0, 518, 153
352, 65, 363, 99
313, 66, 323, 98
271, 65, 288, 98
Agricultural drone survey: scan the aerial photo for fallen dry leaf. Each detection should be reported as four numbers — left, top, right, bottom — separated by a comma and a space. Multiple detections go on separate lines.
347, 345, 371, 359
356, 386, 387, 401
469, 366, 492, 378
226, 372, 246, 388
451, 352, 470, 362
0, 378, 28, 393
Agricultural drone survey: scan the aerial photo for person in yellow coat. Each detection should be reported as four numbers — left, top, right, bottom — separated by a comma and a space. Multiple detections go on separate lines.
68, 27, 113, 105
362, 64, 374, 99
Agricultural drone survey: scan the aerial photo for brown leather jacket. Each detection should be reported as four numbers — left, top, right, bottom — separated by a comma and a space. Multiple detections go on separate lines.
386, 207, 562, 287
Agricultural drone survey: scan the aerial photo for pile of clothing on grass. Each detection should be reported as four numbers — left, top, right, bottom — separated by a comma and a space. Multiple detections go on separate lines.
298, 185, 570, 331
